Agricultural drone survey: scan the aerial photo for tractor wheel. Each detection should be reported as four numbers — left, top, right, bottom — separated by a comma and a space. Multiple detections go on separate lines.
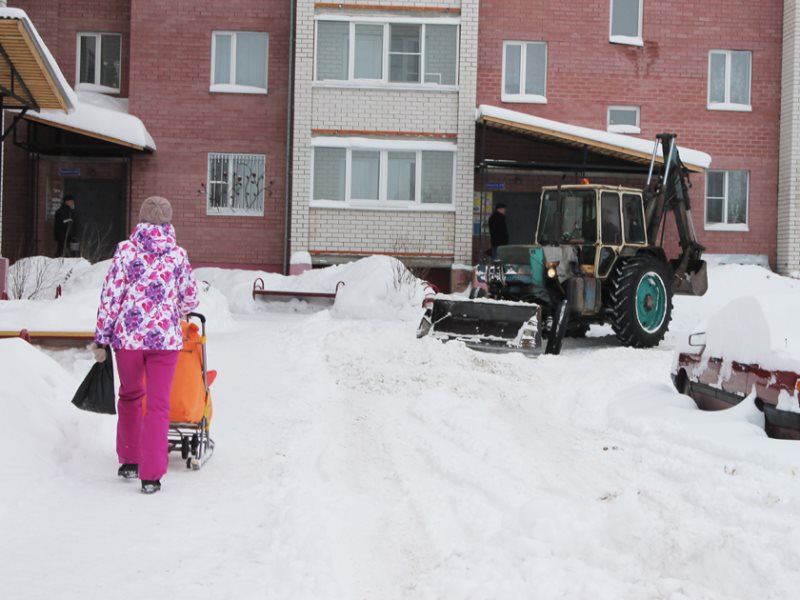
609, 255, 673, 348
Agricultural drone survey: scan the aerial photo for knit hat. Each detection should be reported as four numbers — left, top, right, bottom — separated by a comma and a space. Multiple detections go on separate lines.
139, 196, 173, 224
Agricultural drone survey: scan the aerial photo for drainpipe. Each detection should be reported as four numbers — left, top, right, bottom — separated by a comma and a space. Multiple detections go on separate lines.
282, 0, 295, 275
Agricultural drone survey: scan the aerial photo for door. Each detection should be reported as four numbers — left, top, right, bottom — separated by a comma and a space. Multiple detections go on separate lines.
64, 179, 125, 261
492, 192, 540, 245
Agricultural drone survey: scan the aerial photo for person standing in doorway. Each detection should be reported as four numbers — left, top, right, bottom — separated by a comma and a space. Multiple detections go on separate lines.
54, 194, 77, 257
488, 202, 509, 260
92, 196, 199, 494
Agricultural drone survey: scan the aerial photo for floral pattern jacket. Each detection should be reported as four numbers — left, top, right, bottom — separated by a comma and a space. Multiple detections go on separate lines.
94, 223, 199, 350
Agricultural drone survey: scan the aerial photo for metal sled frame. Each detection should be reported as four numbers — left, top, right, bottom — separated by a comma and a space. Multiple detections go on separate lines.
167, 312, 215, 470
252, 278, 345, 307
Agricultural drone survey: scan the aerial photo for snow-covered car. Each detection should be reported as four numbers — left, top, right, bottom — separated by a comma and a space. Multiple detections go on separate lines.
672, 294, 800, 440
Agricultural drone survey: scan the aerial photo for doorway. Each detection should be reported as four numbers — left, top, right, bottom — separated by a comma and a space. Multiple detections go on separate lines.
64, 179, 125, 261
492, 192, 541, 245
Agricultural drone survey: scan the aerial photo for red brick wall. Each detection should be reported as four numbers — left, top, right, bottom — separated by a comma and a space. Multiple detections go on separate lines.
129, 0, 290, 270
477, 0, 783, 266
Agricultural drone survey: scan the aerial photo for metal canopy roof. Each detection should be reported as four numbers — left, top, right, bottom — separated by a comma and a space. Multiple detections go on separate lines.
477, 105, 711, 173
0, 10, 72, 112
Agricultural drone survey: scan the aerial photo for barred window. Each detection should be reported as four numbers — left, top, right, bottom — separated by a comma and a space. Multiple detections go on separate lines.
207, 153, 265, 216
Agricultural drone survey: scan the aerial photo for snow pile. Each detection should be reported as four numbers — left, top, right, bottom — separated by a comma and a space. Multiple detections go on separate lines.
0, 338, 110, 471
6, 257, 92, 300
197, 255, 428, 321
685, 294, 800, 373
669, 264, 800, 343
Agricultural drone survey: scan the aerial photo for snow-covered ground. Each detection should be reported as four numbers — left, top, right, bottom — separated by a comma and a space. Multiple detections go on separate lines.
1, 256, 800, 600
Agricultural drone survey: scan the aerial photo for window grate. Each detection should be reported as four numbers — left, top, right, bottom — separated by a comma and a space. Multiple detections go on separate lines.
207, 153, 266, 215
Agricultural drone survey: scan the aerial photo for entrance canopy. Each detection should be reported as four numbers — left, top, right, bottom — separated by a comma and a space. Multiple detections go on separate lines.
476, 105, 711, 173
23, 91, 156, 152
1, 8, 154, 152
0, 8, 73, 113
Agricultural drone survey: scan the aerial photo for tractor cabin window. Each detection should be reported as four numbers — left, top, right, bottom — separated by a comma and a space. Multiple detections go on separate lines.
705, 170, 749, 231
312, 143, 455, 208
76, 33, 121, 93
708, 50, 751, 111
211, 32, 269, 94
609, 0, 643, 46
315, 20, 458, 87
206, 153, 266, 216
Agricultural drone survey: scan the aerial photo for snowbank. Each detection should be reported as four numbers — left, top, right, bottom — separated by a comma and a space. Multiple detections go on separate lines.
196, 255, 428, 321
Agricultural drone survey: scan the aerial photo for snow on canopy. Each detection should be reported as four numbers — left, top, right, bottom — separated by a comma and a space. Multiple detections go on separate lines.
476, 104, 712, 170
24, 90, 156, 151
0, 7, 76, 110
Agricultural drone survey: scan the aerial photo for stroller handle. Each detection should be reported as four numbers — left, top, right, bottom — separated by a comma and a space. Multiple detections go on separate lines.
187, 312, 206, 324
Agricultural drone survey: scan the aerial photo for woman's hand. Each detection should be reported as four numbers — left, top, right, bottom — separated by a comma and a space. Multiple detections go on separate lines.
92, 345, 108, 363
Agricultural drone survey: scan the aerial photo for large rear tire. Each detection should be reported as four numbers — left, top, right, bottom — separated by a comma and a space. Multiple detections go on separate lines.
609, 255, 673, 348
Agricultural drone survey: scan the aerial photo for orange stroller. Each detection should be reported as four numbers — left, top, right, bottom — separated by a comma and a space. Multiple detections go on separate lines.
167, 312, 216, 469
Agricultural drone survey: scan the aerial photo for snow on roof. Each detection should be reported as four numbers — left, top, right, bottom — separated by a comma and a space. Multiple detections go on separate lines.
24, 90, 157, 151
476, 105, 712, 170
0, 7, 76, 111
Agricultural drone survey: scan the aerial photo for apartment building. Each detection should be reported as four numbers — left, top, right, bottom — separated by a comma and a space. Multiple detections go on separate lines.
3, 0, 798, 280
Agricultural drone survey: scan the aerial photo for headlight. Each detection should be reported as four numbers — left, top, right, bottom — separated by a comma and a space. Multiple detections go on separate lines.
546, 261, 559, 279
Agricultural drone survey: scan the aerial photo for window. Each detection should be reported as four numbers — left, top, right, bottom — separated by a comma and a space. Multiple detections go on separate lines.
607, 106, 640, 133
708, 50, 752, 110
705, 170, 749, 230
76, 33, 121, 93
211, 32, 268, 93
609, 0, 643, 46
502, 42, 547, 103
207, 153, 266, 215
312, 141, 455, 207
622, 193, 646, 243
315, 20, 458, 86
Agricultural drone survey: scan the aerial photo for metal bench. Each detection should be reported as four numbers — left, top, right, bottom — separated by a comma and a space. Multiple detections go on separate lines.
252, 278, 345, 308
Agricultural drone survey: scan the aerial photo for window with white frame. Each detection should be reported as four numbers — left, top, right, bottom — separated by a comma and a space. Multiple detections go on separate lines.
607, 106, 640, 133
705, 170, 749, 229
502, 41, 547, 103
207, 153, 266, 215
211, 32, 269, 93
315, 19, 458, 86
708, 50, 751, 110
76, 33, 121, 93
312, 141, 455, 207
609, 0, 643, 45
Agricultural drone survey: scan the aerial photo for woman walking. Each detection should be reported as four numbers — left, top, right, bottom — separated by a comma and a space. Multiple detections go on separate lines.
93, 196, 199, 494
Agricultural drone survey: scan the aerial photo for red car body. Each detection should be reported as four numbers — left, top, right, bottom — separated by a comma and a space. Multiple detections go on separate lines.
672, 293, 800, 440
673, 351, 800, 439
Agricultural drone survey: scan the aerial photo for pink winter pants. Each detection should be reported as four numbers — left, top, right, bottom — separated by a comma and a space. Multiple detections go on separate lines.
114, 349, 180, 481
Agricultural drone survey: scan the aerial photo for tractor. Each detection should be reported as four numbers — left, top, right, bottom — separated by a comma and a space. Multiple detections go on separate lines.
417, 133, 708, 355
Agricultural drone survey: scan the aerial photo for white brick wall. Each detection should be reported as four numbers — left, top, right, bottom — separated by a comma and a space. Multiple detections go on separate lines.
778, 0, 800, 274
309, 208, 455, 255
312, 88, 460, 132
291, 0, 479, 267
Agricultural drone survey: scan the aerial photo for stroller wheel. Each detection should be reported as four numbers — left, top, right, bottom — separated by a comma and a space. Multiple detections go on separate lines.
180, 437, 190, 460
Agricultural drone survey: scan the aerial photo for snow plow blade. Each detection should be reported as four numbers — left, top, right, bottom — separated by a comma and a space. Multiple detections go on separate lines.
417, 298, 543, 354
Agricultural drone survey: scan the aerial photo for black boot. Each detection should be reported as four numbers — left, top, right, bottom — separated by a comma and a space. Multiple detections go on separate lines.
141, 480, 161, 494
117, 464, 138, 479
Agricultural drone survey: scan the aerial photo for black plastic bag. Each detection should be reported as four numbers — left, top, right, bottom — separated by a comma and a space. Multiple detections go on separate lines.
71, 353, 116, 415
